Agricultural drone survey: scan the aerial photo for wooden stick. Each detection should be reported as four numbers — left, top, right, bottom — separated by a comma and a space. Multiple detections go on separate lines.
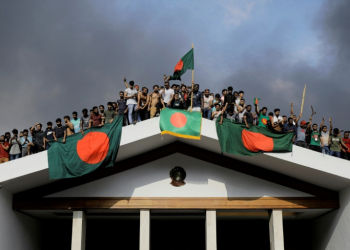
191, 43, 194, 112
300, 84, 306, 115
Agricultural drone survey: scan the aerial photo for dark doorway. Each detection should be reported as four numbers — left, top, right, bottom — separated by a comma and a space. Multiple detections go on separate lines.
151, 214, 205, 250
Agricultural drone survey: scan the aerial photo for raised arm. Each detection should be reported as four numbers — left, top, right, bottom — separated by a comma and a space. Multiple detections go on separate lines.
290, 103, 294, 117
329, 118, 333, 135
123, 77, 129, 89
255, 103, 260, 115
319, 117, 325, 132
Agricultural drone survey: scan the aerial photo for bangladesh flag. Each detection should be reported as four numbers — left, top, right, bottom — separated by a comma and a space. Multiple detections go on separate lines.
216, 116, 293, 156
169, 48, 194, 81
160, 108, 202, 140
48, 115, 123, 179
254, 98, 261, 105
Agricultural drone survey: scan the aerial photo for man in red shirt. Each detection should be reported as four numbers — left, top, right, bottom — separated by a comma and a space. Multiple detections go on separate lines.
0, 135, 10, 164
90, 106, 103, 127
342, 131, 350, 161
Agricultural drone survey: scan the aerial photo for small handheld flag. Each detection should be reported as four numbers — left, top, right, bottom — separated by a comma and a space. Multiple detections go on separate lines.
254, 98, 261, 105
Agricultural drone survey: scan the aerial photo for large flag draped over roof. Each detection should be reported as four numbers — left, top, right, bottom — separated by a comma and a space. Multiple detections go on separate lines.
160, 108, 202, 140
48, 116, 123, 179
169, 48, 194, 81
216, 116, 293, 156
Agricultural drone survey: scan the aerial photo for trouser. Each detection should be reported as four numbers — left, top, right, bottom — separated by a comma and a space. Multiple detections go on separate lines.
139, 108, 150, 121
117, 111, 129, 126
22, 147, 28, 157
0, 157, 9, 164
203, 108, 212, 119
309, 145, 321, 153
296, 141, 308, 148
10, 153, 21, 160
341, 151, 350, 160
150, 107, 157, 118
330, 151, 341, 158
127, 104, 141, 124
321, 146, 330, 155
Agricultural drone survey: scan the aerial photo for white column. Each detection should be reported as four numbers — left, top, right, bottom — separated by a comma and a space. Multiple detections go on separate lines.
206, 209, 217, 250
71, 211, 86, 250
140, 209, 150, 250
269, 209, 284, 250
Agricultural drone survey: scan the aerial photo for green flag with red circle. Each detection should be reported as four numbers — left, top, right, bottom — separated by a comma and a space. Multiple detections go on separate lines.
168, 48, 194, 81
216, 115, 293, 156
160, 108, 202, 140
47, 115, 123, 179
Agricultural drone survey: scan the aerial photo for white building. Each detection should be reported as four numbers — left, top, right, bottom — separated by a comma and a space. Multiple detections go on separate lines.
0, 118, 349, 250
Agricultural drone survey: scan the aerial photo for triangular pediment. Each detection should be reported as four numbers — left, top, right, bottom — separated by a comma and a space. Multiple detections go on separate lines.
47, 153, 312, 198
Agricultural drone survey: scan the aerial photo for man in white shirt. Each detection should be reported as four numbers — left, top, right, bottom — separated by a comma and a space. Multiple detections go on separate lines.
160, 81, 174, 107
124, 80, 139, 124
320, 118, 332, 155
203, 89, 213, 119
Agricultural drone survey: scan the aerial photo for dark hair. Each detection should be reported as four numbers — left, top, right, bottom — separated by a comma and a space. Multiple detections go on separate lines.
107, 102, 113, 106
274, 108, 280, 112
90, 109, 93, 112
47, 121, 53, 125
239, 91, 244, 94
215, 93, 220, 98
72, 111, 78, 115
93, 106, 98, 110
228, 86, 233, 91
194, 84, 199, 88
246, 105, 251, 109
215, 103, 220, 107
153, 85, 159, 89
82, 108, 88, 113
240, 98, 245, 101
233, 91, 238, 95
112, 102, 117, 105
171, 84, 177, 88
288, 117, 293, 122
5, 132, 10, 135
56, 118, 61, 122
322, 126, 327, 129
38, 123, 42, 128
268, 112, 274, 116
142, 87, 148, 92
222, 89, 227, 94
181, 85, 186, 90
119, 91, 124, 94
129, 81, 134, 86
99, 105, 104, 108
283, 115, 287, 118
262, 107, 268, 111
12, 129, 18, 134
23, 129, 28, 133
333, 128, 339, 134
64, 116, 70, 120
312, 123, 317, 127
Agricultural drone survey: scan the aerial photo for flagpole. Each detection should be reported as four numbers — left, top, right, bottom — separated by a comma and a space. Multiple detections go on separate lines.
300, 84, 306, 116
191, 43, 194, 112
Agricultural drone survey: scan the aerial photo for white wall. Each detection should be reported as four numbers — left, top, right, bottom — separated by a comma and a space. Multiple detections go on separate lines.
0, 188, 41, 250
312, 185, 350, 250
48, 153, 311, 198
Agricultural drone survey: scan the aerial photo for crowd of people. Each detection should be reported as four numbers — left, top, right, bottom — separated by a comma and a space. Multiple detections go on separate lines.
0, 76, 349, 164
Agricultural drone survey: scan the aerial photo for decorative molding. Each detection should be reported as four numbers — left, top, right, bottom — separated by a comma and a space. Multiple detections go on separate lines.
13, 197, 339, 210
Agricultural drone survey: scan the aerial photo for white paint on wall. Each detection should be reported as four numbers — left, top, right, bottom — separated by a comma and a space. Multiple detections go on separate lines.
0, 188, 41, 250
48, 153, 312, 198
312, 185, 350, 250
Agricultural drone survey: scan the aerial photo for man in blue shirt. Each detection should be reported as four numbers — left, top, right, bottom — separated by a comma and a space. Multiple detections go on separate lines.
187, 82, 203, 112
284, 117, 297, 144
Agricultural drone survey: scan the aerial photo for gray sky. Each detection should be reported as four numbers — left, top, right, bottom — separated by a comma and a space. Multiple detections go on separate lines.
0, 0, 349, 133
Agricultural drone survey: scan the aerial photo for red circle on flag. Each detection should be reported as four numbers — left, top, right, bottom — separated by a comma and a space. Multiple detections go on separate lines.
77, 132, 109, 164
262, 118, 268, 125
170, 113, 187, 128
